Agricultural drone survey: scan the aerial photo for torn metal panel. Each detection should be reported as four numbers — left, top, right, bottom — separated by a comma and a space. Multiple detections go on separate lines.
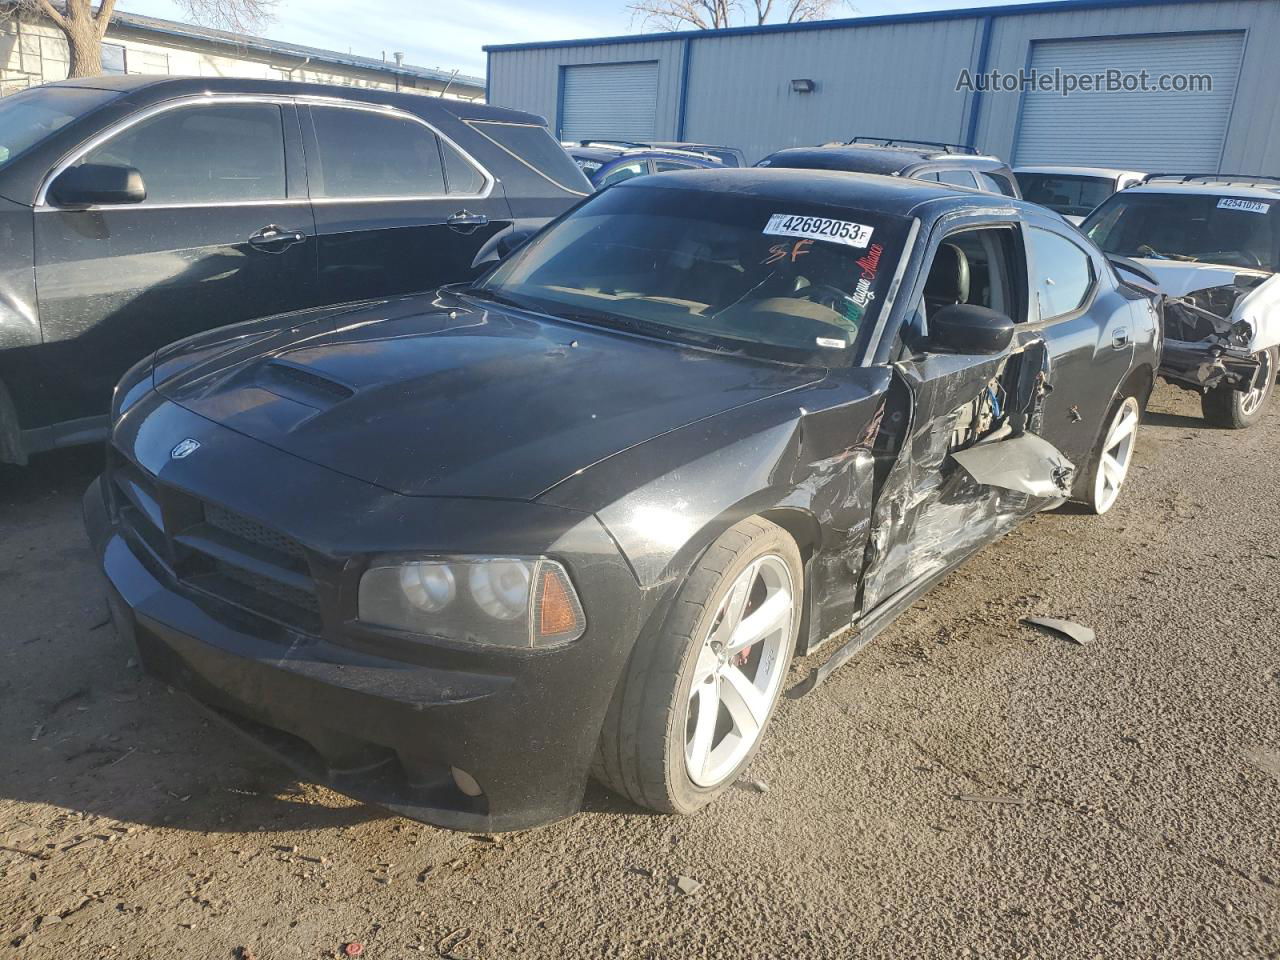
1140, 262, 1280, 392
1023, 616, 1095, 645
951, 432, 1074, 499
858, 336, 1054, 613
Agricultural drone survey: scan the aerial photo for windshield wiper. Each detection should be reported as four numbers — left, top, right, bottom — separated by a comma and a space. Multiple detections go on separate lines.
459, 286, 538, 311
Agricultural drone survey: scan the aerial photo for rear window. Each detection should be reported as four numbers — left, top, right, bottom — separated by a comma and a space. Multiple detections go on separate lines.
0, 86, 114, 170
466, 120, 592, 195
310, 106, 445, 198
1019, 173, 1114, 218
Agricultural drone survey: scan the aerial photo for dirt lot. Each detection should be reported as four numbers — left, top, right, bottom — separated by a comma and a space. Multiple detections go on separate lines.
2, 381, 1278, 960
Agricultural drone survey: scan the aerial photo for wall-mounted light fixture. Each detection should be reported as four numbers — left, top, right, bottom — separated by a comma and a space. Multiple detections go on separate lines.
790, 78, 816, 93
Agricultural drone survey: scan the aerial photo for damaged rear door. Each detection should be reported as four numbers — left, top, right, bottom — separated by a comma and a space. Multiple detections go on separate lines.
860, 215, 1073, 612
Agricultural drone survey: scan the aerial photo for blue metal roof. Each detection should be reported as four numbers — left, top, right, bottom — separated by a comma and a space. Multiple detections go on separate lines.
483, 0, 1216, 52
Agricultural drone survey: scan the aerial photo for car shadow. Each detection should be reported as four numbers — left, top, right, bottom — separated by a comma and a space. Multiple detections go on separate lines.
1142, 410, 1221, 430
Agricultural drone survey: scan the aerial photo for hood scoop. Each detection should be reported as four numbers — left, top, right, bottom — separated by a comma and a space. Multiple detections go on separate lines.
255, 360, 355, 408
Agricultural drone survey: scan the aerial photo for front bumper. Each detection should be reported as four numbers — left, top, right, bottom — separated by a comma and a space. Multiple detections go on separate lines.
84, 404, 647, 832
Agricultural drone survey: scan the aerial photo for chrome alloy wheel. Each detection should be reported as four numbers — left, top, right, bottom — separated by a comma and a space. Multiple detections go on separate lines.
684, 555, 794, 788
1240, 348, 1274, 417
1093, 396, 1140, 514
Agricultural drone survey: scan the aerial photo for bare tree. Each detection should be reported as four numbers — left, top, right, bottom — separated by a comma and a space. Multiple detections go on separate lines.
4, 0, 276, 78
630, 0, 849, 30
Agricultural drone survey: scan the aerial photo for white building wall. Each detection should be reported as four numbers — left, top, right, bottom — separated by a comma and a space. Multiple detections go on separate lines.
0, 16, 482, 100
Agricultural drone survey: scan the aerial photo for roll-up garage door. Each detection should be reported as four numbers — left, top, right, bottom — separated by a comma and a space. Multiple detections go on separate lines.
1014, 32, 1244, 170
559, 61, 658, 142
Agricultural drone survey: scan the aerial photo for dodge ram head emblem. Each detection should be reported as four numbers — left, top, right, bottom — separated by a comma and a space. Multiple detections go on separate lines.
170, 438, 201, 460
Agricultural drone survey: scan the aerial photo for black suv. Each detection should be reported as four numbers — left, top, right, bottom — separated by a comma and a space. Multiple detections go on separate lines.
0, 76, 590, 465
758, 137, 1021, 198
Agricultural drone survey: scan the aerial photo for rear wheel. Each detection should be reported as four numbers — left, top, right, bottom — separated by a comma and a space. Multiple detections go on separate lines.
1202, 346, 1277, 429
593, 518, 802, 814
1079, 394, 1140, 515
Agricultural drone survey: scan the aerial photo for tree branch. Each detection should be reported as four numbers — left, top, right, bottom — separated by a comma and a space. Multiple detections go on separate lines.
93, 0, 117, 37
32, 0, 68, 30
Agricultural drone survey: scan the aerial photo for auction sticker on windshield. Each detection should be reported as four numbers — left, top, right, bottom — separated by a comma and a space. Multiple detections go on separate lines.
764, 213, 874, 249
1218, 198, 1271, 214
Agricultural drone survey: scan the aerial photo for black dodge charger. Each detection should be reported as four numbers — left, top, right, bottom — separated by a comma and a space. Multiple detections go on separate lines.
85, 170, 1160, 831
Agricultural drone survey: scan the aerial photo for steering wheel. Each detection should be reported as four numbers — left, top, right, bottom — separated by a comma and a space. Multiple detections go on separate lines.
799, 283, 854, 312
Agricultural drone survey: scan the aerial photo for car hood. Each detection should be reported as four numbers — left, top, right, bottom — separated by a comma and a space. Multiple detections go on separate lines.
1131, 258, 1271, 298
154, 293, 824, 499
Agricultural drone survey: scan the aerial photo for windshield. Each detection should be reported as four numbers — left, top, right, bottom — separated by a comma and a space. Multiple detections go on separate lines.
477, 183, 911, 364
0, 86, 114, 171
1018, 173, 1114, 218
1083, 191, 1279, 271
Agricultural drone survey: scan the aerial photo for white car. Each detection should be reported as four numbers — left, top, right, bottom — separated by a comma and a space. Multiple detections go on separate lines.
1081, 175, 1280, 428
1016, 166, 1146, 224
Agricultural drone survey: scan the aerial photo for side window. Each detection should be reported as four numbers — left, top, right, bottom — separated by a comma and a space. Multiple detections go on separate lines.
936, 169, 979, 189
466, 120, 591, 194
79, 103, 286, 204
921, 226, 1019, 322
309, 106, 446, 199
1028, 226, 1095, 319
980, 172, 1019, 197
599, 160, 648, 187
654, 158, 694, 172
439, 139, 487, 195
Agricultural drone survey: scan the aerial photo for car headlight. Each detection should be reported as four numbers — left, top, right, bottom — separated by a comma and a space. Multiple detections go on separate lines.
358, 556, 586, 648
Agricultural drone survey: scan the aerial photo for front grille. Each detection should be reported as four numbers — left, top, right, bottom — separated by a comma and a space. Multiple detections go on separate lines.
112, 452, 322, 635
205, 503, 308, 564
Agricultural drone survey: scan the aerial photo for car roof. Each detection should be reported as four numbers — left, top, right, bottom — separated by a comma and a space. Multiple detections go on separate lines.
1122, 182, 1280, 200
649, 141, 739, 152
567, 146, 624, 162
763, 144, 1008, 176
1015, 165, 1146, 179
569, 144, 720, 165
43, 75, 545, 125
611, 166, 1017, 218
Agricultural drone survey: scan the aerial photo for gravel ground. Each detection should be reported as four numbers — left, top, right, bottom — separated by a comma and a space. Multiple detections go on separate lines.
1, 381, 1277, 960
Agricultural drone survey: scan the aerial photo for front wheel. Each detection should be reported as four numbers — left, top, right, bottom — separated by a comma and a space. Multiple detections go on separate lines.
1078, 394, 1141, 515
1202, 345, 1277, 429
593, 517, 802, 814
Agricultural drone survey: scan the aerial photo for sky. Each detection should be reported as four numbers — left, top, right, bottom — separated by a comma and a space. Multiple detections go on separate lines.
114, 0, 1024, 77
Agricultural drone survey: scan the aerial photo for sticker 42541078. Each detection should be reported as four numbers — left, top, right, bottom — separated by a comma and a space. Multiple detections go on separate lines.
764, 213, 874, 249
1218, 197, 1271, 214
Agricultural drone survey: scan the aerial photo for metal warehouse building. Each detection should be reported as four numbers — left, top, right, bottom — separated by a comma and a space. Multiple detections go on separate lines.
484, 0, 1280, 172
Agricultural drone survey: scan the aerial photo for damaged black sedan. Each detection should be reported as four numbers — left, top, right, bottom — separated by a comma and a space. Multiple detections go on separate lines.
85, 170, 1159, 831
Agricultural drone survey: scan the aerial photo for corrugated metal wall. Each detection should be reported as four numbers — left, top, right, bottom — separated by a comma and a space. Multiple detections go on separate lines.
486, 38, 685, 137
487, 0, 1280, 172
975, 0, 1280, 175
682, 17, 982, 163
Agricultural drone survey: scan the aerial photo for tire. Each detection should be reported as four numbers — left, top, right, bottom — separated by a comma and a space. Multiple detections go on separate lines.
593, 517, 803, 814
1202, 345, 1277, 430
1077, 392, 1141, 515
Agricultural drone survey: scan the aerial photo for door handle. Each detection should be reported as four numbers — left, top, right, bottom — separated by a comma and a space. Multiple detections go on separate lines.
248, 224, 306, 253
1111, 327, 1130, 349
446, 210, 489, 234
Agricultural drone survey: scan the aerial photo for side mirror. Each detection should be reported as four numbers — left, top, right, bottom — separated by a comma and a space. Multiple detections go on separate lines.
927, 303, 1015, 355
496, 227, 538, 260
48, 163, 146, 207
